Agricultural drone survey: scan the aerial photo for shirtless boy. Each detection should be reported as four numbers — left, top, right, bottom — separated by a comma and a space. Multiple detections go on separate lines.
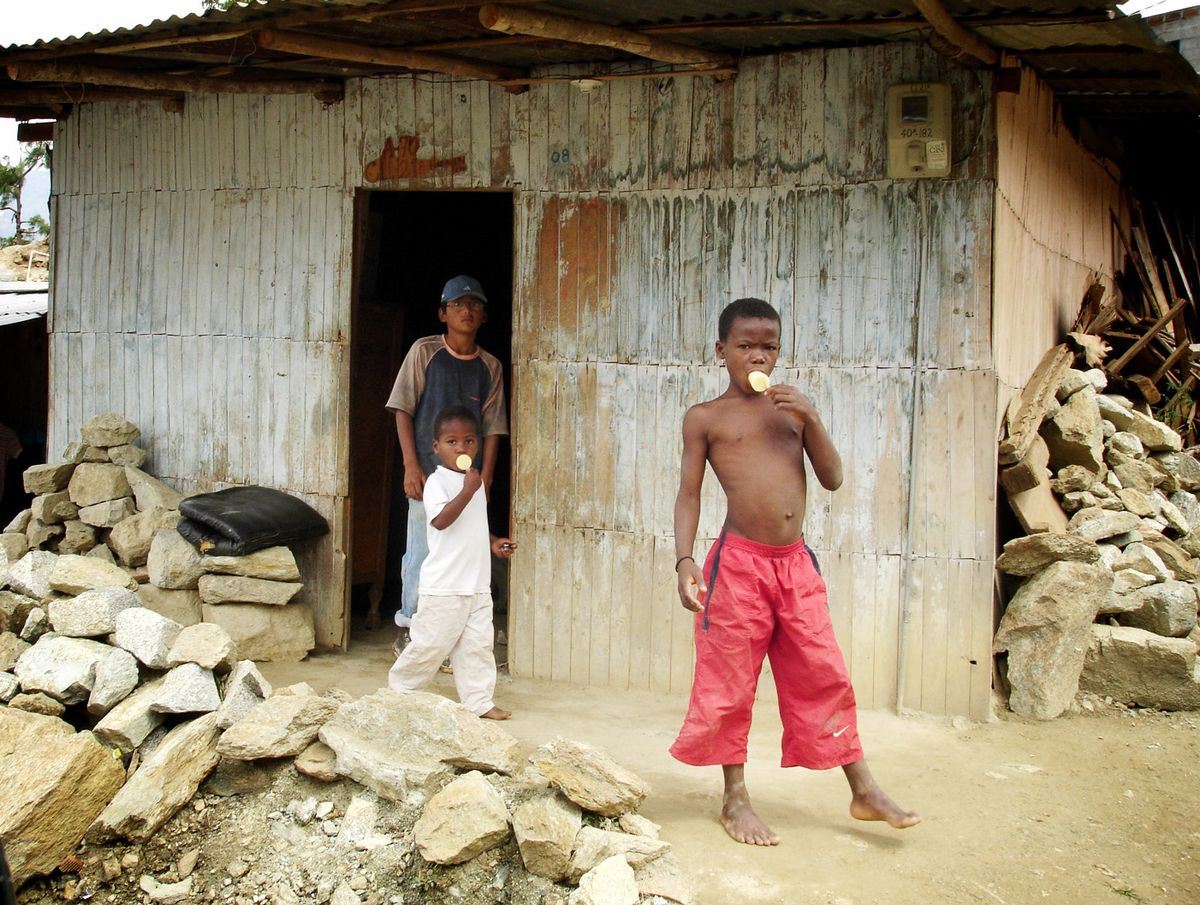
670, 297, 920, 845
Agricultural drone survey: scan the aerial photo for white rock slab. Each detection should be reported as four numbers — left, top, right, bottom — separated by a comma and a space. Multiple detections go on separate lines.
113, 606, 183, 669
87, 646, 141, 717
201, 546, 301, 581
13, 635, 113, 704
147, 528, 203, 590
151, 663, 221, 715
48, 588, 142, 637
414, 771, 511, 865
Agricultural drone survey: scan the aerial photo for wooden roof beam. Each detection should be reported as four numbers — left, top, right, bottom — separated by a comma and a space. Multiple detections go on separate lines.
5, 61, 342, 101
0, 86, 184, 105
913, 0, 998, 67
256, 29, 525, 83
478, 4, 736, 69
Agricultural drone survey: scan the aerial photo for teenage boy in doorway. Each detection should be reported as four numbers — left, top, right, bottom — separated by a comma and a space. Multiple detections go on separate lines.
377, 275, 508, 644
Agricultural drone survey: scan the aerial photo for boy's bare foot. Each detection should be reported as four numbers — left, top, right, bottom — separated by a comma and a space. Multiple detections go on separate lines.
721, 792, 780, 845
719, 766, 779, 845
480, 706, 511, 720
849, 786, 921, 829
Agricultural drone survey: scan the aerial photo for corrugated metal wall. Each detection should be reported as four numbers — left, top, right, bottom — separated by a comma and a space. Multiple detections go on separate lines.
49, 42, 1006, 716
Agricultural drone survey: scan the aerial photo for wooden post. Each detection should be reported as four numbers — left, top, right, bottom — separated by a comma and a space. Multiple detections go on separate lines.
478, 4, 736, 69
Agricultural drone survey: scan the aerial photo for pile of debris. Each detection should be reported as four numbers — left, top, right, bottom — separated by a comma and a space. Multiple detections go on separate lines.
4, 685, 691, 905
0, 412, 315, 662
996, 353, 1200, 719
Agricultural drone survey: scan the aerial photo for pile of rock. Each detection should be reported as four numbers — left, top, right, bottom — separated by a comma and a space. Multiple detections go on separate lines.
995, 363, 1200, 718
4, 684, 690, 905
0, 412, 315, 662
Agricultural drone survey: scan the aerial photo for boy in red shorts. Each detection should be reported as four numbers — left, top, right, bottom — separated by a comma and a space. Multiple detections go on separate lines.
670, 298, 920, 845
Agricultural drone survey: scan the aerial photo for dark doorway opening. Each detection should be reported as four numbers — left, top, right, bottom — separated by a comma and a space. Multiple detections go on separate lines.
0, 310, 48, 527
348, 190, 514, 645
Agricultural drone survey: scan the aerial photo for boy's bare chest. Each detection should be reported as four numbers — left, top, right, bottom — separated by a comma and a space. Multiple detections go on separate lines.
708, 410, 804, 457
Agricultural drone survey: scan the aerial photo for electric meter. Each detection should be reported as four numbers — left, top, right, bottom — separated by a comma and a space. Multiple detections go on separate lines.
886, 83, 951, 178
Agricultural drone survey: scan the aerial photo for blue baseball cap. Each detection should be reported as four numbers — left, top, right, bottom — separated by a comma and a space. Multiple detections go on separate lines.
440, 275, 488, 305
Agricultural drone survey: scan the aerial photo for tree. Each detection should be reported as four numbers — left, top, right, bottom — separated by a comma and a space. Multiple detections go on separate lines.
0, 142, 49, 246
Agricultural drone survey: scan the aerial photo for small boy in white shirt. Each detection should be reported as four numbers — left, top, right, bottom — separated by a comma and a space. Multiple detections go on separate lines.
387, 405, 516, 720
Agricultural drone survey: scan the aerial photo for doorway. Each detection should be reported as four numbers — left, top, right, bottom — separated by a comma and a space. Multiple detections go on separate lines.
348, 190, 514, 645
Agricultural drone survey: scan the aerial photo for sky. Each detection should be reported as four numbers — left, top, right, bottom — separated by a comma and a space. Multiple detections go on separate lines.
1, 0, 1197, 235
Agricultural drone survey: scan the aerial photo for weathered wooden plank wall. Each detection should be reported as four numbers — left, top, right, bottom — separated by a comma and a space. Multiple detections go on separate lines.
992, 62, 1121, 401
46, 40, 1049, 718
487, 44, 999, 718
49, 97, 353, 648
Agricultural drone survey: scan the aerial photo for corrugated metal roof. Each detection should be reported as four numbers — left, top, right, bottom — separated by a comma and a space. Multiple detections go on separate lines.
0, 1, 1196, 138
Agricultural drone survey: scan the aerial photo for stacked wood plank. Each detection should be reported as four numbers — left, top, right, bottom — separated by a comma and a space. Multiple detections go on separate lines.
1071, 198, 1200, 445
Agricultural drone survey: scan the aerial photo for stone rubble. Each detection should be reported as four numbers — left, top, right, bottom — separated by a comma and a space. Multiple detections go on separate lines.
998, 367, 1200, 717
1, 414, 689, 902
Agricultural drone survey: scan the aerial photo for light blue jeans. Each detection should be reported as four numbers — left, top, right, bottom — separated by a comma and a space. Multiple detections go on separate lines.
395, 498, 427, 627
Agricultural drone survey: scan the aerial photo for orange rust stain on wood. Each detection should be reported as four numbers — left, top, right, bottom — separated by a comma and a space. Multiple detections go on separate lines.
363, 135, 466, 182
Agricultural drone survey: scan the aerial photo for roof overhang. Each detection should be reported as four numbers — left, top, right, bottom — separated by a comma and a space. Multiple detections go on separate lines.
1, 1, 1197, 159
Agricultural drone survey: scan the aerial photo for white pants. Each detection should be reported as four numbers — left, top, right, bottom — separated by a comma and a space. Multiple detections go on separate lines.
386, 592, 497, 715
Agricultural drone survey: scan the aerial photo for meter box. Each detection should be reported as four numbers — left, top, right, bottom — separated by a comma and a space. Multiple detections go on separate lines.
886, 82, 951, 178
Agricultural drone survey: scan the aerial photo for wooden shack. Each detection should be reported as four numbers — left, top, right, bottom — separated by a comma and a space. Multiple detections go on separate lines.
3, 1, 1197, 719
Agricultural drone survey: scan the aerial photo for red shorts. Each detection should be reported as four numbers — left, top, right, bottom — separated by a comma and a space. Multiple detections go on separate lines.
669, 532, 864, 770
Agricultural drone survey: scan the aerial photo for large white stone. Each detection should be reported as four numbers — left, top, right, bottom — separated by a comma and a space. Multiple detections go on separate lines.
87, 646, 141, 717
57, 520, 97, 555
318, 689, 521, 801
22, 463, 75, 495
136, 585, 202, 626
124, 467, 184, 512
1117, 581, 1199, 638
569, 855, 639, 905
567, 826, 672, 881
151, 663, 221, 715
31, 491, 77, 525
78, 497, 137, 528
529, 737, 650, 817
1068, 507, 1142, 543
68, 463, 132, 508
1042, 388, 1104, 472
414, 771, 511, 865
113, 606, 183, 669
5, 550, 58, 599
93, 677, 166, 750
201, 545, 301, 581
108, 507, 179, 567
198, 574, 302, 606
200, 603, 314, 662
13, 635, 113, 704
167, 622, 237, 672
0, 591, 39, 635
81, 413, 140, 448
994, 534, 1101, 577
1097, 395, 1183, 451
992, 561, 1113, 720
217, 685, 340, 760
0, 708, 126, 887
48, 587, 142, 637
1080, 624, 1200, 710
214, 660, 272, 729
512, 791, 582, 880
147, 528, 203, 590
90, 713, 221, 842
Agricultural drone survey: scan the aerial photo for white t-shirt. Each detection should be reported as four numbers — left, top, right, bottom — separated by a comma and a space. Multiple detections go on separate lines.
419, 466, 491, 595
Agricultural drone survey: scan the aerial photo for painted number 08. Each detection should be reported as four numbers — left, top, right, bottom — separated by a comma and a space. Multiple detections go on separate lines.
550, 147, 570, 164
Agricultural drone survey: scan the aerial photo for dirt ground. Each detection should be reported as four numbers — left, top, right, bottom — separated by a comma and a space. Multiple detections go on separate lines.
259, 628, 1200, 905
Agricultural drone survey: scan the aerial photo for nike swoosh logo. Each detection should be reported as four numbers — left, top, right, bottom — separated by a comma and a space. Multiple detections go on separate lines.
832, 725, 850, 737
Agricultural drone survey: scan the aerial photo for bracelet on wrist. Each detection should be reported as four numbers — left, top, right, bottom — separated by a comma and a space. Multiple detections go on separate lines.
674, 555, 695, 572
